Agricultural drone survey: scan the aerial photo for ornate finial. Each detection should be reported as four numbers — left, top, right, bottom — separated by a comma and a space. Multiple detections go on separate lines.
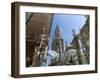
72, 29, 76, 37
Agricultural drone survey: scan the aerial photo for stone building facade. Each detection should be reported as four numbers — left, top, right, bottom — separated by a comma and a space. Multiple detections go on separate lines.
26, 13, 53, 67
71, 16, 90, 64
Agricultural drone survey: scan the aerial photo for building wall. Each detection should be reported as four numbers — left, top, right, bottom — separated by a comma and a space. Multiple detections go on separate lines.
71, 16, 89, 64
26, 13, 53, 67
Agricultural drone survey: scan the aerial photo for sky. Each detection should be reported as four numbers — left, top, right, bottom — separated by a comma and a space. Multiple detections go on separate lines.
48, 14, 86, 50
